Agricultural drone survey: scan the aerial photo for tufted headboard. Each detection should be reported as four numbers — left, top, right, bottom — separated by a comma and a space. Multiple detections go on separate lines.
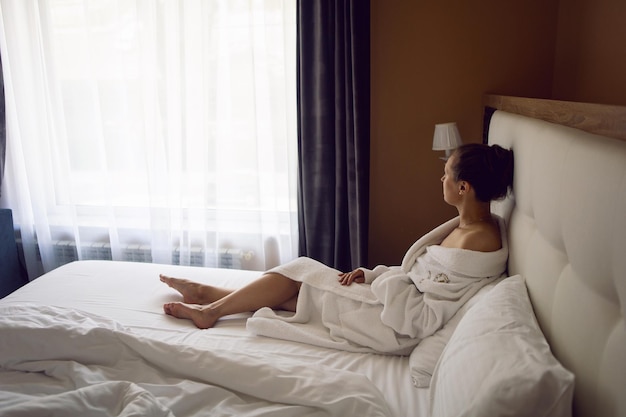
485, 96, 626, 417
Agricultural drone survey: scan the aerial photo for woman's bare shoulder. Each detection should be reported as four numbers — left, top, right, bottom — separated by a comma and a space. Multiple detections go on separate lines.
441, 222, 502, 252
460, 227, 502, 252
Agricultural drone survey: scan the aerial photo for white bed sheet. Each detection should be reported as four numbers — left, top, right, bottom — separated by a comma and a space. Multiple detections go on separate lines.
1, 260, 429, 417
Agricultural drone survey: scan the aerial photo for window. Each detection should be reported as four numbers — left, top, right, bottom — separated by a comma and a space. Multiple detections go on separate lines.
0, 0, 297, 277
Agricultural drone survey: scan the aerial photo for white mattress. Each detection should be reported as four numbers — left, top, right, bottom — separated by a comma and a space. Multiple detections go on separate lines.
1, 260, 429, 417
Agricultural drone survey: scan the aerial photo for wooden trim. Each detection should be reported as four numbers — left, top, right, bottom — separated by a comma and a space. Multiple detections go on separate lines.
484, 95, 626, 141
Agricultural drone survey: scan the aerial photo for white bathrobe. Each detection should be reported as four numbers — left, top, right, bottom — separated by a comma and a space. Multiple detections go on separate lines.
247, 216, 508, 355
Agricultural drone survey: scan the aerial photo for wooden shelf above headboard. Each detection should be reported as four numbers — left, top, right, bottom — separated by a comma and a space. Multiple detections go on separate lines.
484, 94, 626, 141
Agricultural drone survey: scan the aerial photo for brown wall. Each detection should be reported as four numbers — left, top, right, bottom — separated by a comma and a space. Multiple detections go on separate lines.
552, 0, 626, 105
369, 0, 626, 267
369, 1, 560, 267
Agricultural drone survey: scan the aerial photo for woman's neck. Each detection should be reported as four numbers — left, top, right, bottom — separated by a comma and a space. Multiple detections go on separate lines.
458, 203, 492, 228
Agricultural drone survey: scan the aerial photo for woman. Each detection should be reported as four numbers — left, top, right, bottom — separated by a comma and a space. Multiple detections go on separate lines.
161, 143, 514, 354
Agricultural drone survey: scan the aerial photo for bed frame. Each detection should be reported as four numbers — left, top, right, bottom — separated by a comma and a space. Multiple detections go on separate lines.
484, 94, 626, 142
484, 94, 626, 417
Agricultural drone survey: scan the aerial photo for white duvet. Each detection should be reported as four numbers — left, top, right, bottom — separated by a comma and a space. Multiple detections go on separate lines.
0, 305, 391, 417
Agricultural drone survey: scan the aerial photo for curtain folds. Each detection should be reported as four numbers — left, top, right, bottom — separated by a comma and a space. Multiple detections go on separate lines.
0, 53, 4, 198
0, 0, 298, 279
296, 0, 370, 271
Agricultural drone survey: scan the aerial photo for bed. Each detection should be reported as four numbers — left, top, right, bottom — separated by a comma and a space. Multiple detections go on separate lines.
1, 95, 625, 417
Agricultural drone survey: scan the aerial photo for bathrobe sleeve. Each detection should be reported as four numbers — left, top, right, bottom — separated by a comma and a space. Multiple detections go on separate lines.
358, 265, 392, 284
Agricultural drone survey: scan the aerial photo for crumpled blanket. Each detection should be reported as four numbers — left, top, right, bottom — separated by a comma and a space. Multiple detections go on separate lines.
0, 305, 391, 417
247, 216, 508, 355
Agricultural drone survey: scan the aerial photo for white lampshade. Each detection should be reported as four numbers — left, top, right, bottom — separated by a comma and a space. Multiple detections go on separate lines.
432, 122, 463, 153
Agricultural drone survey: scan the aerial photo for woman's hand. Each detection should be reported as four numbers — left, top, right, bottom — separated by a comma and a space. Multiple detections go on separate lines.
338, 269, 365, 286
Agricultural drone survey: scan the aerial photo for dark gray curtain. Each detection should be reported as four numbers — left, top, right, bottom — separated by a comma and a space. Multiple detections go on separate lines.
0, 54, 5, 198
296, 0, 370, 271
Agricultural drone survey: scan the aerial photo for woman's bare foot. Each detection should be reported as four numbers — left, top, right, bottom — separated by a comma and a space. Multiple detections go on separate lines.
163, 302, 220, 329
159, 274, 232, 304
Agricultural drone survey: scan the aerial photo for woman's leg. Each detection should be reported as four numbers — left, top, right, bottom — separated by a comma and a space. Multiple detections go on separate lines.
160, 274, 298, 310
160, 274, 234, 304
163, 272, 300, 329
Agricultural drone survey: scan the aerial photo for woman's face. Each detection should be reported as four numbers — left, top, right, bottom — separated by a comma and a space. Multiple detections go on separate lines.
441, 155, 460, 205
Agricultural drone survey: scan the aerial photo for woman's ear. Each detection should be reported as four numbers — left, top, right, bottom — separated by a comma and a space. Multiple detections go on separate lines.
458, 181, 472, 195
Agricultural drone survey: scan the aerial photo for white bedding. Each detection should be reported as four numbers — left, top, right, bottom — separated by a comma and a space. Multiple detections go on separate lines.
0, 305, 390, 417
0, 260, 430, 417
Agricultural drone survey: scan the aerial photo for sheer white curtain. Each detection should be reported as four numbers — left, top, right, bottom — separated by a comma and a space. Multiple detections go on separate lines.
0, 0, 297, 279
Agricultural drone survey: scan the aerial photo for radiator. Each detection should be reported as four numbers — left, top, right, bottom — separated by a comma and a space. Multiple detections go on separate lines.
20, 239, 244, 269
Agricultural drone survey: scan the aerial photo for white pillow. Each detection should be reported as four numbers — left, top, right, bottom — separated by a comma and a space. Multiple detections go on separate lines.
429, 275, 574, 417
409, 279, 499, 388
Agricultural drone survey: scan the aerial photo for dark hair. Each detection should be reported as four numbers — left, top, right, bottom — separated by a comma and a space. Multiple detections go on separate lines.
451, 143, 514, 202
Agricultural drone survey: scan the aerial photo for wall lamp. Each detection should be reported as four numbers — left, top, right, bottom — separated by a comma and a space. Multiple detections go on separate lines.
432, 122, 463, 160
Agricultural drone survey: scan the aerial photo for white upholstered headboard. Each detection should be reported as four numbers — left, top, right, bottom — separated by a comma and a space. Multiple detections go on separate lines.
487, 106, 626, 417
